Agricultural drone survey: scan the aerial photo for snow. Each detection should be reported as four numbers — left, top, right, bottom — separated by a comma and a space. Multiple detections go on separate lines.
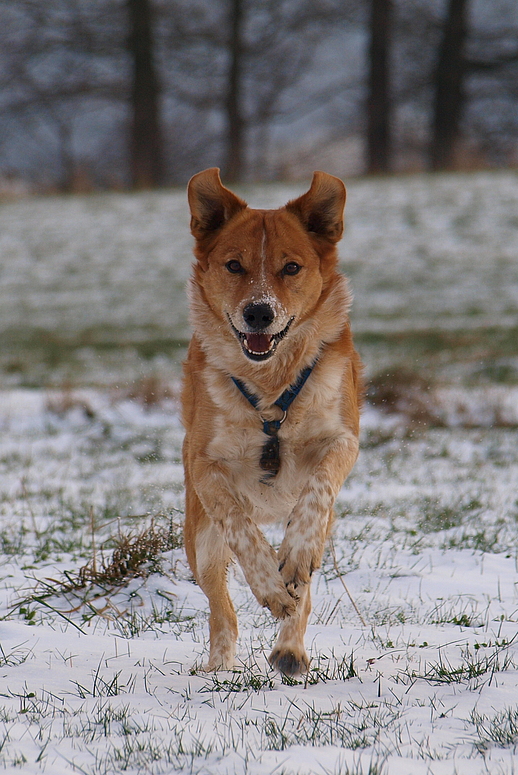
1, 388, 518, 774
1, 171, 517, 350
1, 171, 518, 774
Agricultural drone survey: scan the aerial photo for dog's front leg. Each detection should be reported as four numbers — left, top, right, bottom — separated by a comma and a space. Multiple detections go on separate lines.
278, 432, 359, 593
269, 433, 358, 675
193, 459, 298, 620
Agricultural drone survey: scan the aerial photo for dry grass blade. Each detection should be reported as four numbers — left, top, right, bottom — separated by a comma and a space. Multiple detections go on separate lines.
329, 537, 367, 627
79, 519, 182, 588
124, 376, 178, 408
366, 368, 442, 427
10, 518, 184, 619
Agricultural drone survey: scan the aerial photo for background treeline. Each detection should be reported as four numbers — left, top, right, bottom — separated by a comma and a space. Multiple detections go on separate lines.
0, 0, 517, 190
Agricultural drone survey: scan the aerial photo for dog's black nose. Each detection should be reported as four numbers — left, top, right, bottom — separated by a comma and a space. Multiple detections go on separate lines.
243, 302, 275, 330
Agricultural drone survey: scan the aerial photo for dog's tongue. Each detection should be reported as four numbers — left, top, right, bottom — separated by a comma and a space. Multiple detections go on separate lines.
246, 333, 271, 354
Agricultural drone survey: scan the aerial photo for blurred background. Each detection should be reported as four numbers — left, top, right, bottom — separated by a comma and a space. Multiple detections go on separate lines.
0, 0, 517, 395
0, 0, 517, 192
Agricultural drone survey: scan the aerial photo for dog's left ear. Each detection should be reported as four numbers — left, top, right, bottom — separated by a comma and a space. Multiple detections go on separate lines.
188, 168, 247, 241
286, 171, 346, 243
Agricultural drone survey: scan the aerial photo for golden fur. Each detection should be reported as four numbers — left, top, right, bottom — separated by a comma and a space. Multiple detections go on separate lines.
182, 168, 362, 675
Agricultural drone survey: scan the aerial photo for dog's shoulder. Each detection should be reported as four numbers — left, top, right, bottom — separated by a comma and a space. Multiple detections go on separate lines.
181, 336, 207, 432
334, 321, 364, 436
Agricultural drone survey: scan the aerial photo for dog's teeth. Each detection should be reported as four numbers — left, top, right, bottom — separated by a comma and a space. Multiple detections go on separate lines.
244, 335, 274, 355
245, 344, 274, 354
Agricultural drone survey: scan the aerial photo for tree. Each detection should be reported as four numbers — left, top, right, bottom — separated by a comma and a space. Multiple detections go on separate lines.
366, 0, 392, 173
390, 0, 518, 172
430, 0, 468, 170
223, 0, 245, 181
0, 0, 128, 189
1, 0, 516, 186
161, 0, 347, 181
128, 0, 164, 187
0, 0, 167, 190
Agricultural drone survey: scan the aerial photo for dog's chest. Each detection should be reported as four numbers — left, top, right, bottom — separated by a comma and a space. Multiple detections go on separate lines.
205, 364, 346, 523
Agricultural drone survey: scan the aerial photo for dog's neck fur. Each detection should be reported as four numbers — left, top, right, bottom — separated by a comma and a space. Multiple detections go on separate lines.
189, 270, 352, 404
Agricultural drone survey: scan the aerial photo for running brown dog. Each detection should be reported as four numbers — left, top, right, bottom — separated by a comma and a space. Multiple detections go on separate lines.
182, 168, 362, 675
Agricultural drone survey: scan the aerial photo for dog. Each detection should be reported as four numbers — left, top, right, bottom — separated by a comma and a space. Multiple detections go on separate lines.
182, 168, 362, 676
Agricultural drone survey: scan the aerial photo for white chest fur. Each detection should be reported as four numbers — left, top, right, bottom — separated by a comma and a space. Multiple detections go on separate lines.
204, 357, 353, 525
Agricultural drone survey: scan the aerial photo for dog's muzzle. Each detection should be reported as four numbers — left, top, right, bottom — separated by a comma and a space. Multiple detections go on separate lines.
227, 309, 294, 362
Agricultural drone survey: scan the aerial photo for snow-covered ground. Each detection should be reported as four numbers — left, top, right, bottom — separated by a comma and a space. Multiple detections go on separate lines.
1, 390, 518, 774
1, 170, 518, 386
1, 171, 518, 774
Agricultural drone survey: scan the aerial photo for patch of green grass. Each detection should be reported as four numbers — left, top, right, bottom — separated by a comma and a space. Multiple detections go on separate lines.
416, 496, 482, 535
418, 503, 462, 534
199, 665, 276, 695
70, 663, 136, 699
395, 642, 517, 688
261, 699, 397, 754
112, 601, 198, 639
0, 644, 31, 668
427, 600, 484, 628
61, 700, 134, 740
0, 339, 187, 388
471, 706, 518, 752
305, 651, 358, 685
0, 525, 28, 556
357, 326, 518, 386
441, 524, 506, 554
473, 362, 518, 384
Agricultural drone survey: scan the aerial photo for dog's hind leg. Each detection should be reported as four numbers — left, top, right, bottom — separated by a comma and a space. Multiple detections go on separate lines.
268, 584, 311, 676
184, 489, 238, 671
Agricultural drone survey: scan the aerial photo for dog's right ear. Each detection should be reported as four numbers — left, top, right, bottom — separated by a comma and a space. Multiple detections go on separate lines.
187, 168, 247, 241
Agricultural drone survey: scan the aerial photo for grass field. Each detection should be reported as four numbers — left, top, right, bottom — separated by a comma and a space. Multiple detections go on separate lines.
1, 170, 518, 774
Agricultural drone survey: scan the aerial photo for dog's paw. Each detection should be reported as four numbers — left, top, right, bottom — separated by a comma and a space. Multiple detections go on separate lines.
268, 646, 310, 676
205, 653, 236, 671
277, 542, 319, 590
260, 582, 298, 619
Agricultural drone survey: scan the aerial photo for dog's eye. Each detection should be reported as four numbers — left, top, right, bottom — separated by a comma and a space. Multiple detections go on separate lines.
226, 260, 244, 274
282, 262, 301, 276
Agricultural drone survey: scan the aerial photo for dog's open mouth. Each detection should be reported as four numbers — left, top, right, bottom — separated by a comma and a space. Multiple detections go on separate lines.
227, 316, 294, 361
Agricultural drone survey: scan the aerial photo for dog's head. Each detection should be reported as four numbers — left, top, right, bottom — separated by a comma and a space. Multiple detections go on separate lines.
187, 168, 346, 364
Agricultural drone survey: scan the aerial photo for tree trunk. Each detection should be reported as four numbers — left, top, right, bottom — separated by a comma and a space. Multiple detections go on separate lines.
127, 0, 164, 188
366, 0, 392, 174
430, 0, 468, 170
224, 0, 245, 182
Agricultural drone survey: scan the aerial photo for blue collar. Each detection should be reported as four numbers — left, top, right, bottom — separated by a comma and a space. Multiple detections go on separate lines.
231, 359, 317, 437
